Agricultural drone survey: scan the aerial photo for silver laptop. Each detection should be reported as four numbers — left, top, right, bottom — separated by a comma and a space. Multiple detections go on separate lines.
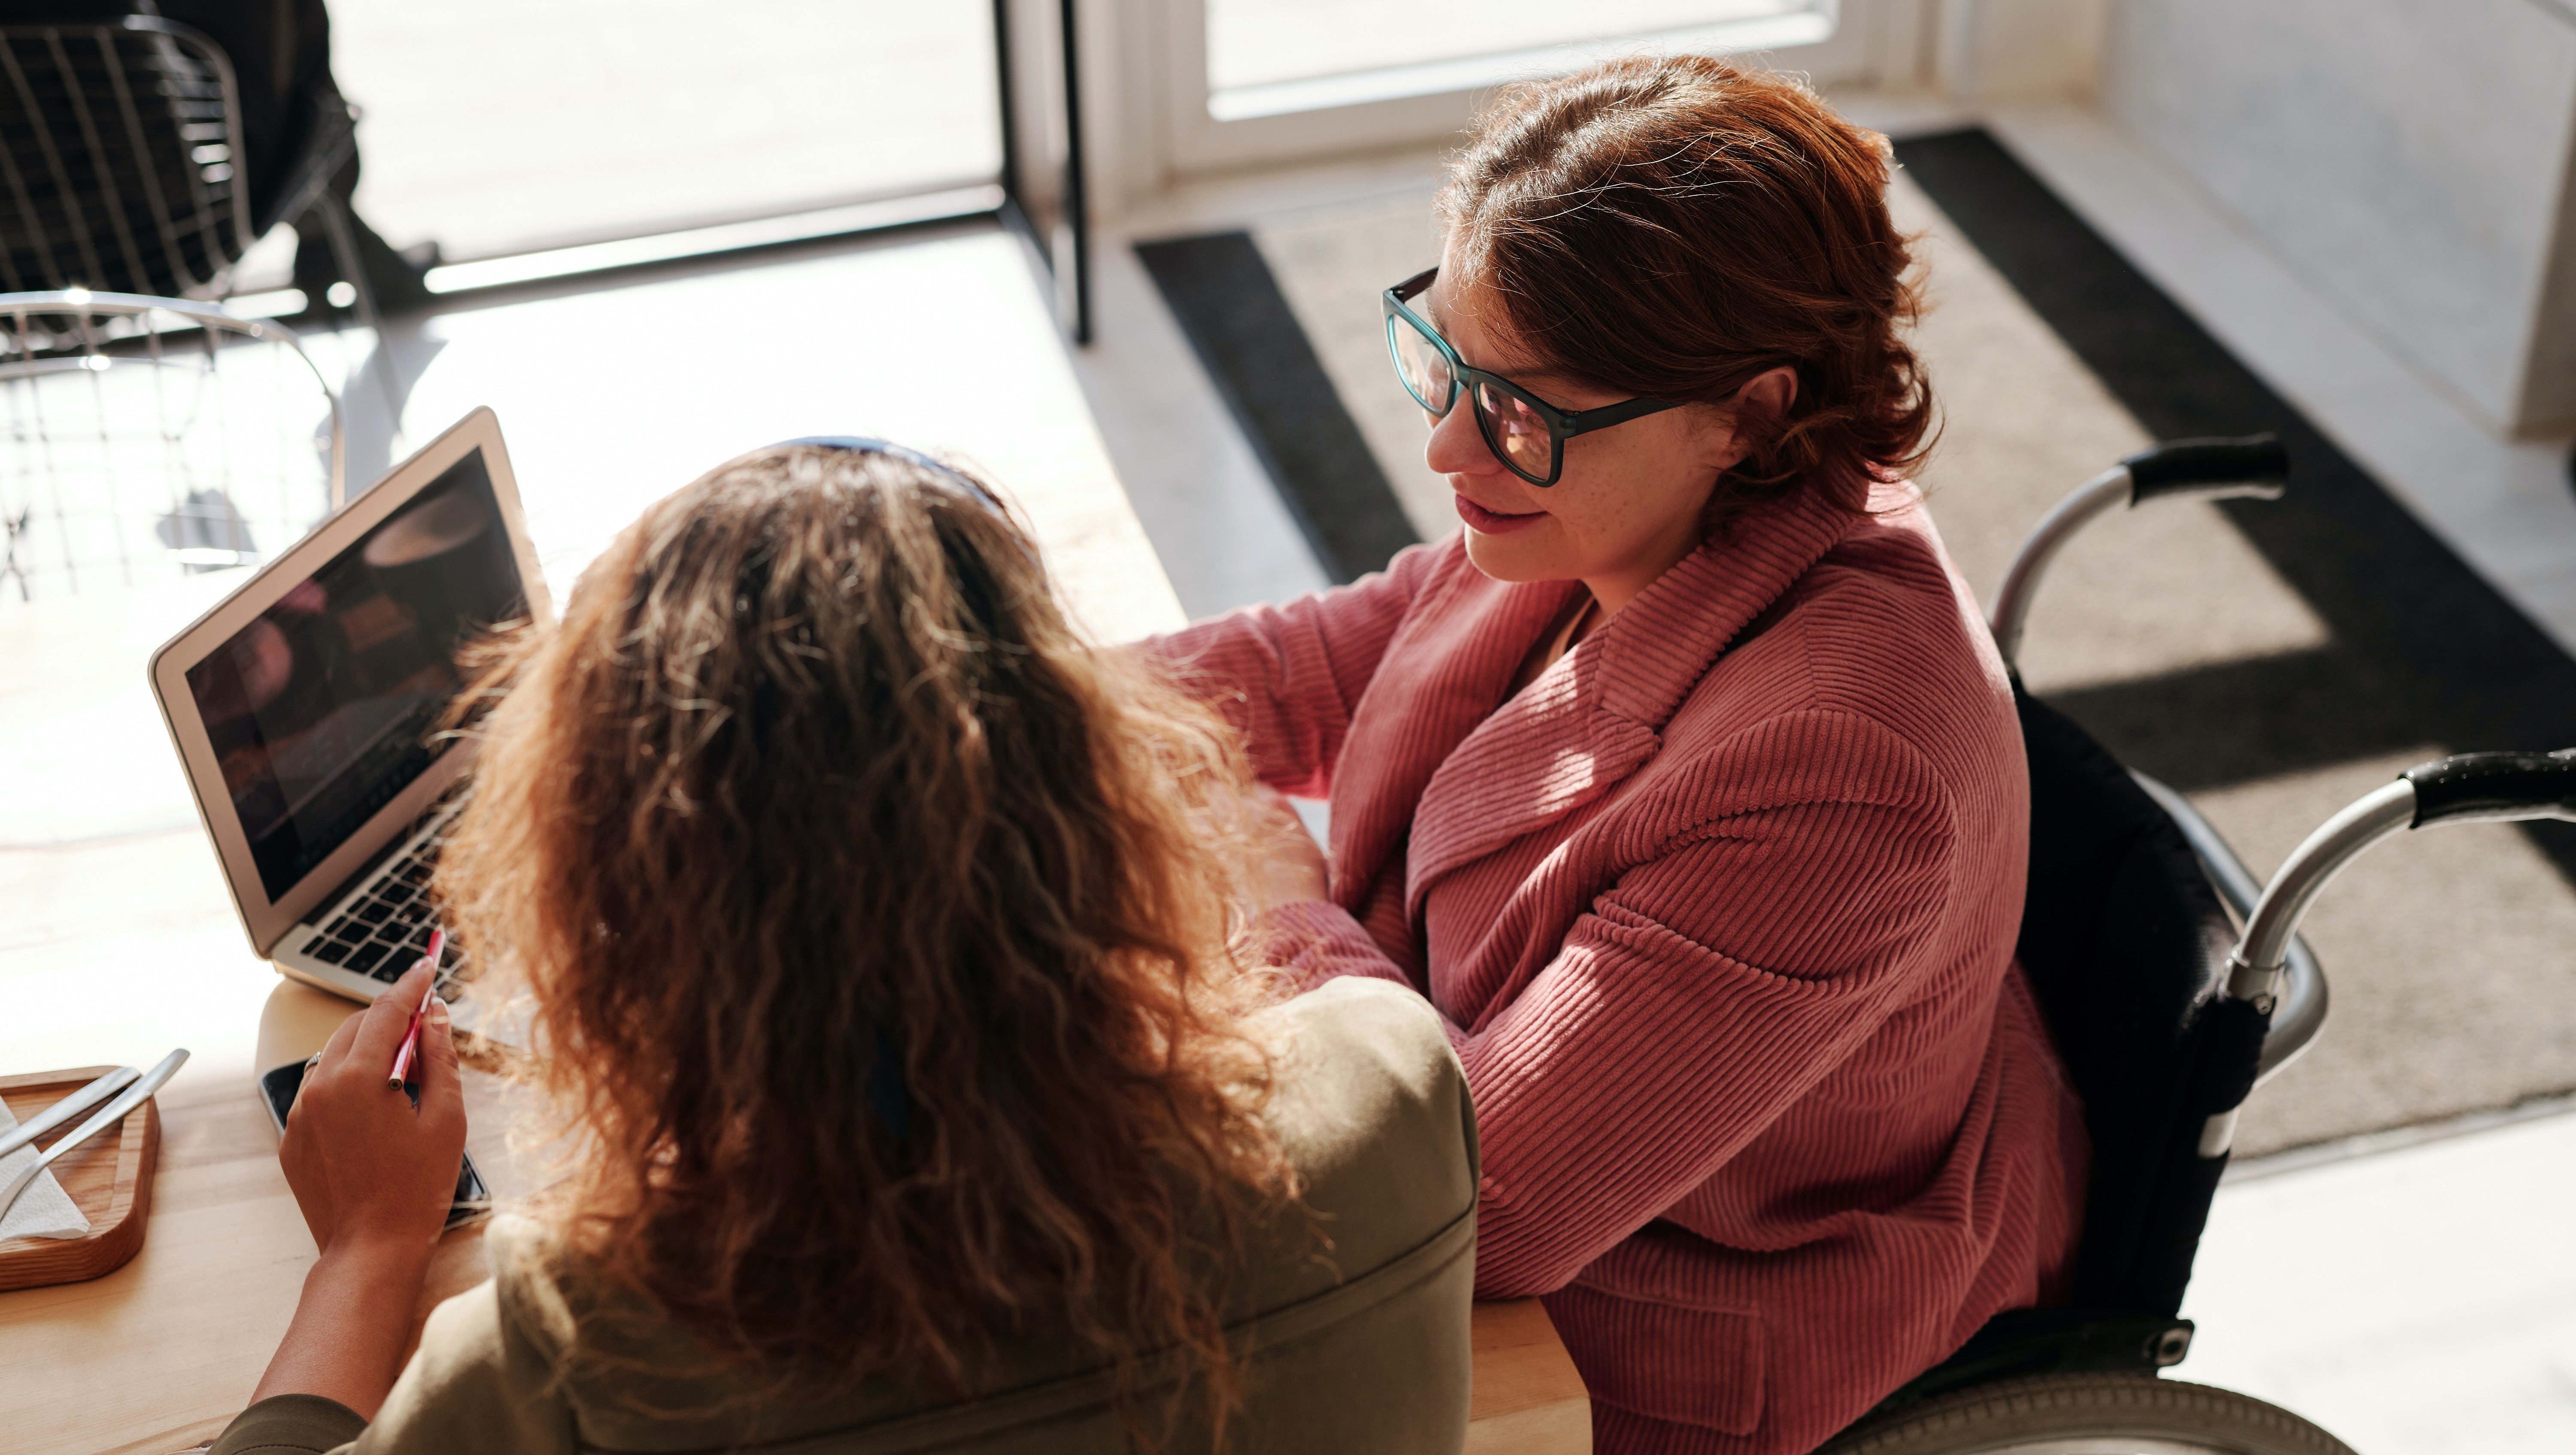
149, 408, 552, 1006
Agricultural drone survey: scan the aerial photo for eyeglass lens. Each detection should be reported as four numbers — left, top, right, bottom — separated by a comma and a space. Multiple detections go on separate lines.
1389, 314, 1455, 414
1473, 380, 1555, 481
1389, 300, 1558, 483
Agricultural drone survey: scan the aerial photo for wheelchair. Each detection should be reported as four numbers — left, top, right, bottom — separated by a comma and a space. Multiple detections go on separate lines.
1818, 436, 2576, 1455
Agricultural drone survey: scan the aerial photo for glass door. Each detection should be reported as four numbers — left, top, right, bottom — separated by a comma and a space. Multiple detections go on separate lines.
1159, 0, 1918, 177
326, 1, 1086, 340
332, 0, 1006, 262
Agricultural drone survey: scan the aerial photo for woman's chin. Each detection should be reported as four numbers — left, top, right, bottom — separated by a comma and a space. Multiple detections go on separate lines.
1460, 524, 1568, 583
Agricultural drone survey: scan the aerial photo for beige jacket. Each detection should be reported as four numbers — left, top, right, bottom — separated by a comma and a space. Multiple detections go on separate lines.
211, 979, 1479, 1455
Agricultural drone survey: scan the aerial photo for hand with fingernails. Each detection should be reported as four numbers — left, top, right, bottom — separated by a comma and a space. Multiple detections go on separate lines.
252, 960, 467, 1417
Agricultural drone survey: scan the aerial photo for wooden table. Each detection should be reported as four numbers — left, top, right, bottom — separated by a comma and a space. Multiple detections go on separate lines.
1467, 1299, 1594, 1454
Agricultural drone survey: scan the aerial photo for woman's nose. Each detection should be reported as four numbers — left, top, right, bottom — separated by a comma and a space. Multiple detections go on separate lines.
1425, 398, 1504, 478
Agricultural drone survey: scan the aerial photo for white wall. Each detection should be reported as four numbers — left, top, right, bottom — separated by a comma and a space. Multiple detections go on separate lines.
1935, 0, 2111, 102
2104, 0, 2576, 436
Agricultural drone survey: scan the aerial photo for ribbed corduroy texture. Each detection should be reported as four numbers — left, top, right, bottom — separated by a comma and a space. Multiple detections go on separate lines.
1156, 485, 2088, 1455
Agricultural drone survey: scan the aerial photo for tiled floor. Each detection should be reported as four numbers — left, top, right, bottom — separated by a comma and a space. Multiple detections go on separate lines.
1071, 145, 1456, 617
2187, 1108, 2576, 1455
1065, 239, 1329, 617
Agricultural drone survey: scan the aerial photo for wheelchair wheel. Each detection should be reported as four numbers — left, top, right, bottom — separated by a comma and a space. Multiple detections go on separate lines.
1818, 1373, 2357, 1454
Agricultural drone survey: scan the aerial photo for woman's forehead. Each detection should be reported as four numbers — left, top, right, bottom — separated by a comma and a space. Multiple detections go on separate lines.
1425, 261, 1554, 379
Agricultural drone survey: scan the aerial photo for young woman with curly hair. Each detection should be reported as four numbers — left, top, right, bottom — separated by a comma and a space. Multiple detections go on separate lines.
210, 443, 1480, 1455
1162, 57, 2087, 1455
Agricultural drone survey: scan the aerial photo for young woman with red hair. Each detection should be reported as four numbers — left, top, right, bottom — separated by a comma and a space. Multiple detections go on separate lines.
1161, 57, 2087, 1455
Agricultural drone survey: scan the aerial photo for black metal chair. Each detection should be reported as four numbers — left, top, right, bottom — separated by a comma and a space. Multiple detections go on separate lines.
0, 288, 342, 599
1, 16, 359, 600
1818, 436, 2576, 1452
0, 14, 378, 330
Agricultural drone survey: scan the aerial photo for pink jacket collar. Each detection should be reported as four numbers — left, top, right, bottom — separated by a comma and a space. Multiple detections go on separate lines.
1328, 489, 1861, 915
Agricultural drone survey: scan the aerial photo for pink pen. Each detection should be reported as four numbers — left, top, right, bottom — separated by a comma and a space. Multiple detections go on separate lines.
386, 928, 445, 1088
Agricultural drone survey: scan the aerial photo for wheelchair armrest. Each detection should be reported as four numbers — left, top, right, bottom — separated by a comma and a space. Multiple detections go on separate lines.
2129, 771, 2326, 1086
2194, 749, 2576, 1156
2122, 436, 2289, 501
1988, 435, 2287, 669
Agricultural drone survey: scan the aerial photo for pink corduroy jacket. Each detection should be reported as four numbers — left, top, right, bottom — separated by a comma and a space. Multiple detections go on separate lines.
1152, 482, 2088, 1455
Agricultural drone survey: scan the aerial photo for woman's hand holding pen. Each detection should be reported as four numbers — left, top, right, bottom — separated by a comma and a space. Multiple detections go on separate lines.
254, 959, 467, 1418
280, 960, 466, 1257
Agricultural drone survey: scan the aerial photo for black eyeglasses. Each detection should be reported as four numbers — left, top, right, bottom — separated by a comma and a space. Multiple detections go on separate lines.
1381, 267, 1684, 487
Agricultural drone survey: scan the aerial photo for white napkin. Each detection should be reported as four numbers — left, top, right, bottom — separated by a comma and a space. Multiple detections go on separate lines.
0, 1095, 94, 1241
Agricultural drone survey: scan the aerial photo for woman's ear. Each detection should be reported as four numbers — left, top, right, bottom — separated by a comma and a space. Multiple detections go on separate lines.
1701, 365, 1801, 473
1737, 365, 1798, 422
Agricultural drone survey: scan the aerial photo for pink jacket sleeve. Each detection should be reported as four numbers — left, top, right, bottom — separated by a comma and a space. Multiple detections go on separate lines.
1143, 544, 1447, 797
1262, 709, 1962, 1297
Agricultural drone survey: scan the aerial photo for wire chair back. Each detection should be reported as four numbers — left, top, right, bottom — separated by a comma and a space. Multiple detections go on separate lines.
0, 17, 253, 304
2, 289, 342, 606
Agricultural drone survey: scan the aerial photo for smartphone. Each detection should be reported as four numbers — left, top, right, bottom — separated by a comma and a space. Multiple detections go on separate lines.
258, 1058, 489, 1229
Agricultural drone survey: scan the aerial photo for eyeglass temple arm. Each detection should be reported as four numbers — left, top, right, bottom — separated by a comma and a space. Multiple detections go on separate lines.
1559, 393, 1682, 435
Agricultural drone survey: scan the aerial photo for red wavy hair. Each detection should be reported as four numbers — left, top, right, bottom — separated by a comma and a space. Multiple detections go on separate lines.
1441, 55, 1934, 524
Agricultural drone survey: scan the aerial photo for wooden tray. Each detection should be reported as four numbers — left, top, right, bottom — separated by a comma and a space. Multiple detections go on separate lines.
0, 1065, 161, 1293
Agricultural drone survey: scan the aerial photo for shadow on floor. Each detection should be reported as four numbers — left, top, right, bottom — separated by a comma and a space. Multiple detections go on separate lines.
1896, 129, 2576, 884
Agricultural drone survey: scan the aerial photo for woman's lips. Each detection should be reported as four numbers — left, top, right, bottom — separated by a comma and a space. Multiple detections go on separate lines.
1454, 494, 1546, 535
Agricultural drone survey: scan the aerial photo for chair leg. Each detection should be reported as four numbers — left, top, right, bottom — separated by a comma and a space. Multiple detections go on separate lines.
306, 193, 407, 425
3, 508, 30, 602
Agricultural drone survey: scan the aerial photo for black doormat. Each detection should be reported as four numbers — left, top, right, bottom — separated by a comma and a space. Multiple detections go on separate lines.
1896, 128, 2576, 882
1135, 231, 1420, 583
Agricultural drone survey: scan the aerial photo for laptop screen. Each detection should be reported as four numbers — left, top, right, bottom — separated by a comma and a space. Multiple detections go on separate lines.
183, 449, 529, 900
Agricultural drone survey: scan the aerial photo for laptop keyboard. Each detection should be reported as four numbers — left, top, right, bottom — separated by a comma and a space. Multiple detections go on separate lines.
296, 832, 466, 991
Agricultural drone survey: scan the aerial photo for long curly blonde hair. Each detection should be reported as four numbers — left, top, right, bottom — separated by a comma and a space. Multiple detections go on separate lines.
435, 444, 1290, 1437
